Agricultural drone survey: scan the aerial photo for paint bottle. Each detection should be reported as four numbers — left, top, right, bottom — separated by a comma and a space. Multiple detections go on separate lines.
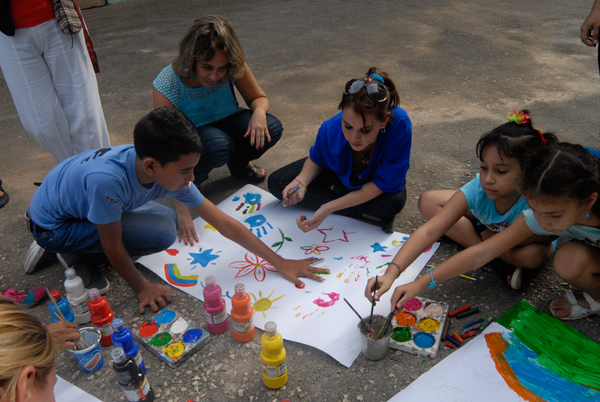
260, 321, 287, 389
231, 283, 255, 343
88, 288, 114, 346
63, 268, 91, 324
203, 276, 229, 335
112, 318, 146, 374
49, 290, 75, 323
111, 347, 155, 402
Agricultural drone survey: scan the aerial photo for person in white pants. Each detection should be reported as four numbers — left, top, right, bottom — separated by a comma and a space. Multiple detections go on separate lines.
0, 0, 111, 273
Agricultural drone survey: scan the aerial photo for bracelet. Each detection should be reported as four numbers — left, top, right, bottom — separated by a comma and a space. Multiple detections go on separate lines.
426, 267, 437, 289
294, 178, 307, 191
388, 262, 402, 277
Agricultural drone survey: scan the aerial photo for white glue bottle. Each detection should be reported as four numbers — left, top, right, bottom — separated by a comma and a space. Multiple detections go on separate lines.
64, 268, 91, 324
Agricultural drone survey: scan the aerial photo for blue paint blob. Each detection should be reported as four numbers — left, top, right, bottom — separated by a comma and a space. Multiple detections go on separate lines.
232, 196, 240, 202
155, 308, 176, 325
243, 192, 262, 204
183, 329, 203, 343
413, 332, 435, 348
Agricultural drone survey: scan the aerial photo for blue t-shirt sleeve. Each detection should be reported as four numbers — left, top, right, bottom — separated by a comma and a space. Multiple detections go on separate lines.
459, 175, 481, 211
584, 146, 600, 160
171, 186, 205, 209
86, 173, 127, 225
309, 120, 330, 168
371, 113, 412, 192
153, 65, 181, 107
522, 209, 552, 235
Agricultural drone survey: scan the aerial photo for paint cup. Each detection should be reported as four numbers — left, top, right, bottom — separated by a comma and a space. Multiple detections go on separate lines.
358, 315, 391, 361
70, 327, 104, 373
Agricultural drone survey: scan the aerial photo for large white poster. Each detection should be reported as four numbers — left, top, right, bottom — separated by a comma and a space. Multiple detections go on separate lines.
138, 185, 438, 367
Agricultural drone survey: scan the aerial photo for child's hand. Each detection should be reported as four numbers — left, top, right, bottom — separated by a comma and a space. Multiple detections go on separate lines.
390, 280, 427, 312
136, 281, 174, 314
277, 257, 328, 288
364, 275, 395, 303
46, 321, 80, 350
176, 203, 199, 246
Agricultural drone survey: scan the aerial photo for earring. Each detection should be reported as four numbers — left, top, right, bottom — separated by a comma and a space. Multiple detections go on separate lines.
380, 127, 386, 134
586, 208, 590, 218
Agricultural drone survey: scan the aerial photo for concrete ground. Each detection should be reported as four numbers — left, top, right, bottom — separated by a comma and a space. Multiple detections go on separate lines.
1, 0, 599, 401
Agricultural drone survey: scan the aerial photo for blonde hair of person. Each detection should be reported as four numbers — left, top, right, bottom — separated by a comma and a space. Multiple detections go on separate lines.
0, 296, 56, 402
172, 15, 246, 82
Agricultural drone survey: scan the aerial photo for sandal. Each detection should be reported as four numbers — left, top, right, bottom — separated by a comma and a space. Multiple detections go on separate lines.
227, 162, 266, 183
0, 179, 8, 209
550, 290, 600, 320
2, 287, 48, 308
509, 267, 522, 290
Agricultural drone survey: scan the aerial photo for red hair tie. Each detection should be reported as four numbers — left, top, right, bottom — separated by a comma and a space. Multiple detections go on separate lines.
536, 130, 547, 146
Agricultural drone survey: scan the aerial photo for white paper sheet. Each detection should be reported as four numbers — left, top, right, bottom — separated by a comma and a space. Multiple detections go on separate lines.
388, 323, 525, 402
137, 185, 439, 367
54, 376, 103, 402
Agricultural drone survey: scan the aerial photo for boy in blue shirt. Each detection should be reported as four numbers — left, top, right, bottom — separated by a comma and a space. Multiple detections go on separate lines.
26, 107, 326, 313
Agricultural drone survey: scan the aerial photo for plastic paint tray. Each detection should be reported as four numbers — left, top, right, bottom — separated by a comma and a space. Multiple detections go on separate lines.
388, 296, 449, 358
133, 308, 210, 368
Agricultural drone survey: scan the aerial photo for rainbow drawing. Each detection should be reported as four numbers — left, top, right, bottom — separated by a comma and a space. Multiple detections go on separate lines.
164, 263, 198, 287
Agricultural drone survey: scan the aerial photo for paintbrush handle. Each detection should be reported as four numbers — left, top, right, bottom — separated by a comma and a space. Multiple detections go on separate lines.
343, 298, 369, 328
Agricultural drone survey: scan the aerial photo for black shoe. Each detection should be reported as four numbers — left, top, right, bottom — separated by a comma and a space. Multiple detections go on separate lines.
60, 254, 110, 295
382, 215, 398, 234
0, 180, 9, 209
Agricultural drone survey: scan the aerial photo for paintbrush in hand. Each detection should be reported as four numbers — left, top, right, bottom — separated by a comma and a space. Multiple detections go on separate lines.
46, 288, 89, 350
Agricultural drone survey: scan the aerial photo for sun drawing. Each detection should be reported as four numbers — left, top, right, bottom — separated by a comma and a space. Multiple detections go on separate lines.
249, 288, 285, 318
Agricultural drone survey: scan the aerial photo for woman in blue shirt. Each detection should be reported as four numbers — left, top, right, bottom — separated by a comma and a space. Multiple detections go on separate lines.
153, 15, 282, 186
268, 68, 412, 233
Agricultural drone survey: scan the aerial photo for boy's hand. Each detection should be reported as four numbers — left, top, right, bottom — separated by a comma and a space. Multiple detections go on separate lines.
277, 257, 328, 288
46, 321, 80, 350
364, 274, 395, 303
136, 281, 173, 314
176, 205, 199, 246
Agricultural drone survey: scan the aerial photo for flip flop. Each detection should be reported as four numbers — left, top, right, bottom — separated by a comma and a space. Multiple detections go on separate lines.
550, 290, 600, 321
227, 162, 266, 183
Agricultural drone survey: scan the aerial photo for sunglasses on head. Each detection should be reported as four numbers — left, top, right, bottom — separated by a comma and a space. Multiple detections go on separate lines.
344, 79, 388, 103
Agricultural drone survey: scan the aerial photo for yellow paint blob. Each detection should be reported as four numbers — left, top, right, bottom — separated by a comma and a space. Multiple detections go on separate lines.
249, 288, 285, 318
418, 317, 440, 332
164, 342, 185, 359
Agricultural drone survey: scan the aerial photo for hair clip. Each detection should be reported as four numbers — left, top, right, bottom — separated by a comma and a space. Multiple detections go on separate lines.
507, 109, 530, 125
369, 74, 385, 84
536, 129, 547, 146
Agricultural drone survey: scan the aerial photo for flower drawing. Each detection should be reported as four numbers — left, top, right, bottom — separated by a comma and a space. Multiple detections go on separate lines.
229, 253, 278, 282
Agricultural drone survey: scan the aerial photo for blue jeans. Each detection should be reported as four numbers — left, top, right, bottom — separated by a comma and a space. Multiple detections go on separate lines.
33, 202, 177, 257
194, 108, 283, 184
268, 158, 407, 221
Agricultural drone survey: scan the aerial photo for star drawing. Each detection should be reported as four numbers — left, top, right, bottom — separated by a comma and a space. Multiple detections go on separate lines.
187, 248, 221, 268
317, 227, 356, 243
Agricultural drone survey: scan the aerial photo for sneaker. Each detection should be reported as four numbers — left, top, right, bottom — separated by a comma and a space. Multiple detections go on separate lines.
2, 287, 48, 308
69, 256, 110, 295
382, 214, 398, 234
510, 267, 522, 290
24, 241, 46, 274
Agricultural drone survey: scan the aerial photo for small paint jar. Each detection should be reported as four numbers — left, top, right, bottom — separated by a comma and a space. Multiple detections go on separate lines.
358, 315, 391, 361
70, 327, 104, 373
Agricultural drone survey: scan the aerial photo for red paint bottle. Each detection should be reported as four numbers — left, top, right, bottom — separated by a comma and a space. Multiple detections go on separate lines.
88, 288, 114, 346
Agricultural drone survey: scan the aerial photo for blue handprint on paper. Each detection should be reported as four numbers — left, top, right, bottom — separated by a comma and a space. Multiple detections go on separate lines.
244, 214, 273, 238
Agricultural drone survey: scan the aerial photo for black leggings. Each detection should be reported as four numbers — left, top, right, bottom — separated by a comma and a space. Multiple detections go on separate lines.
267, 158, 406, 221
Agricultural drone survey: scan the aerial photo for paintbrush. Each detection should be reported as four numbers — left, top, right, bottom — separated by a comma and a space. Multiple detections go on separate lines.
46, 288, 89, 350
377, 311, 395, 339
368, 276, 378, 332
274, 186, 300, 207
343, 298, 378, 341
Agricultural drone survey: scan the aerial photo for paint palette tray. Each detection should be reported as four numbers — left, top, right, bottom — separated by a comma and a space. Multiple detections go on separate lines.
133, 308, 211, 368
388, 296, 449, 358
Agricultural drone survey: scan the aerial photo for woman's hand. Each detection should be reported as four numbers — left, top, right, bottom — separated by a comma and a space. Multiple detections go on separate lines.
46, 321, 80, 350
282, 180, 306, 206
244, 109, 271, 150
297, 206, 330, 232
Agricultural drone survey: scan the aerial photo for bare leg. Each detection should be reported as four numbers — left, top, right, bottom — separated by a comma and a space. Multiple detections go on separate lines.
551, 241, 600, 318
418, 190, 481, 247
480, 230, 554, 269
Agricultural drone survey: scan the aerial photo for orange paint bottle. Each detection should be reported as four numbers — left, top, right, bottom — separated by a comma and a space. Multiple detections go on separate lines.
231, 283, 255, 343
